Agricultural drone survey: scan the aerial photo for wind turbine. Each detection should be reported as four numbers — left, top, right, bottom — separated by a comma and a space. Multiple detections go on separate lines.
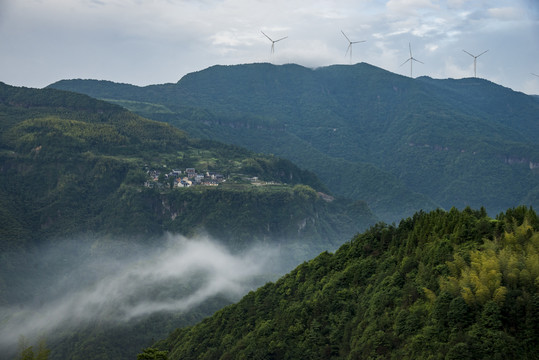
532, 73, 539, 78
400, 42, 423, 78
261, 31, 288, 55
341, 30, 366, 64
462, 49, 488, 78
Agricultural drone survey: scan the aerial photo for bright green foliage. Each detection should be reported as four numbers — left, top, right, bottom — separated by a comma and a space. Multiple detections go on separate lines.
137, 348, 168, 360
152, 207, 539, 359
441, 217, 539, 307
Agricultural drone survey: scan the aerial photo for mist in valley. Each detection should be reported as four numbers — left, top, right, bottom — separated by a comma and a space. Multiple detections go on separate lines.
0, 234, 288, 355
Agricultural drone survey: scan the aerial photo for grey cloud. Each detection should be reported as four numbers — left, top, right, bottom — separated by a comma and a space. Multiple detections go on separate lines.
0, 235, 280, 351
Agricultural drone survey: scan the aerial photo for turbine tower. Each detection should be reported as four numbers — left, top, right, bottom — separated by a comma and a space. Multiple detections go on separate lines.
400, 42, 423, 78
463, 49, 488, 78
261, 31, 288, 55
341, 30, 366, 64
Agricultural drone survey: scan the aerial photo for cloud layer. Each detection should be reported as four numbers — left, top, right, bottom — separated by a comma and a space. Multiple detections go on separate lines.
0, 235, 279, 351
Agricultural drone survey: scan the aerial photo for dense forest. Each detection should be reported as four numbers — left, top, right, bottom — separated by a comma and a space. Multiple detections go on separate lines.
0, 81, 374, 250
4, 62, 539, 359
49, 63, 539, 222
0, 82, 376, 360
151, 206, 539, 359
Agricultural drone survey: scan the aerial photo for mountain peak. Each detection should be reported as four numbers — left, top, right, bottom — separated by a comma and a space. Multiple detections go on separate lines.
48, 63, 539, 222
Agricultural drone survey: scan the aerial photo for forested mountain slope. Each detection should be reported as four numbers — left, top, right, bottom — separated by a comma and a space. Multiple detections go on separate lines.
1, 81, 375, 250
153, 206, 539, 360
0, 82, 376, 360
49, 63, 539, 222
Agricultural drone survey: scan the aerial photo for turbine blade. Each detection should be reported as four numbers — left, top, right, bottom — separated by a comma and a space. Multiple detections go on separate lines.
341, 30, 351, 43
345, 44, 351, 57
413, 58, 424, 64
261, 31, 273, 42
462, 49, 474, 57
409, 42, 412, 57
352, 40, 366, 44
274, 36, 288, 42
477, 49, 489, 57
400, 58, 411, 67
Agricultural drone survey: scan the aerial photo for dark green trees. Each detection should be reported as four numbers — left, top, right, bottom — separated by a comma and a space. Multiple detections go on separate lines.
152, 207, 539, 359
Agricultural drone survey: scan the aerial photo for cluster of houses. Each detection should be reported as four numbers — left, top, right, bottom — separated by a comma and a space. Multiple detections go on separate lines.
145, 168, 226, 188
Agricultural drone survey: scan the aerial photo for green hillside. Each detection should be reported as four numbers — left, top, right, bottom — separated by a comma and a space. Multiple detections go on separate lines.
1, 81, 374, 250
152, 206, 539, 359
49, 63, 539, 222
0, 82, 377, 360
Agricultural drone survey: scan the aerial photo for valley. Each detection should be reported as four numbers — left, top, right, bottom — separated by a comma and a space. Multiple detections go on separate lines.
0, 81, 375, 359
1, 62, 538, 359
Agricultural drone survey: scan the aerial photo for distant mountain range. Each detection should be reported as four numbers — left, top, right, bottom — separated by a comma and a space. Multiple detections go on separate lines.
49, 62, 539, 222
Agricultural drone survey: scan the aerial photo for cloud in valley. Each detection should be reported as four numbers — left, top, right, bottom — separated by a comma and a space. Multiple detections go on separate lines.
0, 235, 279, 351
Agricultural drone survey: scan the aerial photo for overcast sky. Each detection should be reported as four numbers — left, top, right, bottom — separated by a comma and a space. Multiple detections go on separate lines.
1, 0, 538, 94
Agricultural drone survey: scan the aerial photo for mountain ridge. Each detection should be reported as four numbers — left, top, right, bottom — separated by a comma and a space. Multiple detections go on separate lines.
48, 62, 539, 222
151, 206, 539, 359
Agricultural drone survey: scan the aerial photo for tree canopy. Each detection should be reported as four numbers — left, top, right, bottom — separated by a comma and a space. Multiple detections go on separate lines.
153, 206, 539, 359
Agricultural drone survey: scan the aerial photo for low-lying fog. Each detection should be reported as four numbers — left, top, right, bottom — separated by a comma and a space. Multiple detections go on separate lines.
0, 234, 288, 353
